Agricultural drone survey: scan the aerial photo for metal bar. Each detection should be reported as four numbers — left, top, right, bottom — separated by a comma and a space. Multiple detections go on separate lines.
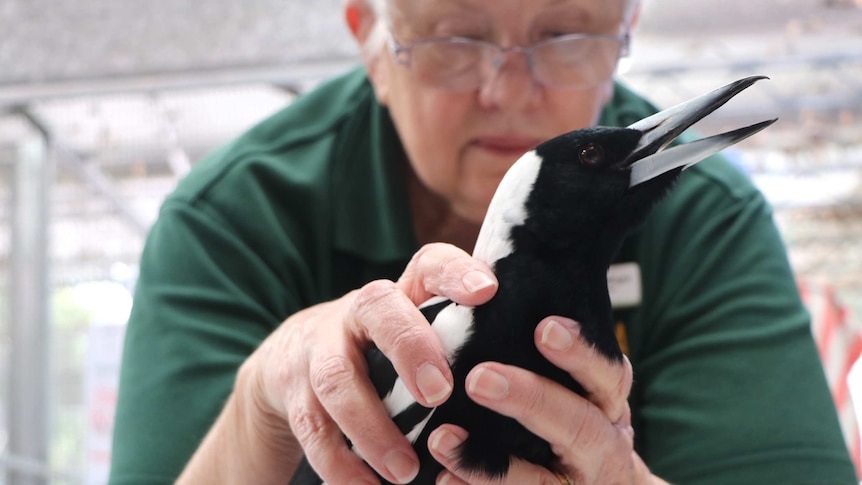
0, 58, 359, 107
53, 143, 150, 237
0, 455, 81, 483
19, 109, 150, 237
150, 93, 192, 178
8, 126, 51, 485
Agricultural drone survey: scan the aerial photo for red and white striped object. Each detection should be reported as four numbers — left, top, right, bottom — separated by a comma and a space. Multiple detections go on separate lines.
800, 279, 862, 477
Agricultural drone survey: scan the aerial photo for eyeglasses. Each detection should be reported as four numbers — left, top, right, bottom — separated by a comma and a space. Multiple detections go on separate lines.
388, 32, 630, 91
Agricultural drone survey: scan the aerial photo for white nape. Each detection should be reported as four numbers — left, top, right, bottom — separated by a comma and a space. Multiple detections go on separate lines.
472, 150, 542, 266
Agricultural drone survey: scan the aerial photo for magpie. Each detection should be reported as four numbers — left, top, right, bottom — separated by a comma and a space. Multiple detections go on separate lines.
289, 76, 776, 484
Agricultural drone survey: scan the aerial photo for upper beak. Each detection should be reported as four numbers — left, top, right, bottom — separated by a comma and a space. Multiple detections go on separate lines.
625, 76, 777, 187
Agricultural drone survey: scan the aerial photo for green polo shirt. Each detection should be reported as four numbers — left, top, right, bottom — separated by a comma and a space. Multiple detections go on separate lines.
109, 67, 857, 485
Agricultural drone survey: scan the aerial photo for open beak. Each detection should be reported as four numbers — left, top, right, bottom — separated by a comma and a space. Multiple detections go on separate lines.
625, 76, 777, 187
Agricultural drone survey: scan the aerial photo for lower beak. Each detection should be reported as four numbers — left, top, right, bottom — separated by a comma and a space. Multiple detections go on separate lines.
626, 76, 777, 187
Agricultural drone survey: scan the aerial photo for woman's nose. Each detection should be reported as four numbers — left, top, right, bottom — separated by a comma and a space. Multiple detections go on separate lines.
478, 51, 541, 111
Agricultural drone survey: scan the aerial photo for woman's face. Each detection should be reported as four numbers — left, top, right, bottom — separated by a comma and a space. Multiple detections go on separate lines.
368, 0, 631, 223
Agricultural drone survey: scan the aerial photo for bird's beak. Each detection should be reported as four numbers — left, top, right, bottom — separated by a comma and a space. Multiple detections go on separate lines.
625, 76, 777, 187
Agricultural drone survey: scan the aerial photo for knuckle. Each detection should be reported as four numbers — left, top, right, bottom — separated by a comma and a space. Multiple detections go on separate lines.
416, 247, 447, 285
353, 279, 399, 319
570, 407, 604, 452
520, 381, 547, 417
247, 334, 299, 415
615, 402, 633, 430
289, 405, 329, 448
609, 358, 634, 411
437, 249, 474, 277
622, 357, 634, 387
409, 243, 446, 272
270, 359, 292, 397
385, 320, 427, 353
311, 355, 360, 402
433, 249, 458, 274
413, 242, 439, 261
419, 243, 466, 275
273, 335, 300, 385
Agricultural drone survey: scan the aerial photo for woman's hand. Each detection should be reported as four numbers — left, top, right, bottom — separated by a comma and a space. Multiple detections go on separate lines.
427, 317, 670, 485
240, 243, 499, 485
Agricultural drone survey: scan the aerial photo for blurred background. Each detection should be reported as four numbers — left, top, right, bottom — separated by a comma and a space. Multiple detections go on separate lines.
0, 0, 860, 483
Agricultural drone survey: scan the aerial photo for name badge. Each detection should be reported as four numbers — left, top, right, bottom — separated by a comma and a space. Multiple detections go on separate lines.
608, 262, 642, 308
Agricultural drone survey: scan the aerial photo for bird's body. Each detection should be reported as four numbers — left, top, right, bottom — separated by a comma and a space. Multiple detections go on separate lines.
288, 76, 775, 485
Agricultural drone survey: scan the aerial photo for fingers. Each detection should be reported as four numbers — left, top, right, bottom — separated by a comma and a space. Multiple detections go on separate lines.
427, 425, 564, 485
277, 243, 499, 483
397, 243, 498, 306
292, 241, 498, 482
307, 353, 420, 483
534, 317, 633, 424
349, 243, 498, 407
466, 362, 627, 458
350, 280, 454, 406
276, 300, 418, 484
462, 361, 635, 483
286, 386, 383, 484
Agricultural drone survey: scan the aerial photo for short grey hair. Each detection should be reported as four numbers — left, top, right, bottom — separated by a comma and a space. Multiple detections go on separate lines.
360, 0, 641, 60
367, 0, 387, 14
360, 0, 389, 62
369, 0, 640, 16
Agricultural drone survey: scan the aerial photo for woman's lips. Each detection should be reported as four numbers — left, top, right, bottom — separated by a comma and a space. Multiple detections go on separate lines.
472, 136, 543, 157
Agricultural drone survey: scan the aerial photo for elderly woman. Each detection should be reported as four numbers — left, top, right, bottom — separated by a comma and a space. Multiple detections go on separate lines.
109, 0, 856, 484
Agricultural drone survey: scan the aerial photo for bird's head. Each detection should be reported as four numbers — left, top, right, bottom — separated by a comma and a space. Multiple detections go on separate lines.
489, 76, 775, 259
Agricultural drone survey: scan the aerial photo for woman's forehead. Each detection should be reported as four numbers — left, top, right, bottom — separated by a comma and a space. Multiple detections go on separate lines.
387, 0, 628, 31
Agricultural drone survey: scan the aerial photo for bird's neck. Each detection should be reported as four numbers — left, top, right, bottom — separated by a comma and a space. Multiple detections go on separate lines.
474, 209, 625, 361
472, 152, 543, 267
477, 237, 622, 361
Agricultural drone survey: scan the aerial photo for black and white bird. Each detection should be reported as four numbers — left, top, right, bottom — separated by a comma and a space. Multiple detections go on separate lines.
289, 76, 775, 484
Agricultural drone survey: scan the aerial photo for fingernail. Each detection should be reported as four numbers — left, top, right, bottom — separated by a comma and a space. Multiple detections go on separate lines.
468, 367, 509, 400
462, 270, 496, 293
383, 450, 419, 484
416, 363, 452, 405
437, 472, 455, 485
541, 319, 574, 351
430, 429, 463, 456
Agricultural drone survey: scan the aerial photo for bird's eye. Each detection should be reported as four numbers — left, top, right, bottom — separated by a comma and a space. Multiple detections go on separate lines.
580, 143, 605, 166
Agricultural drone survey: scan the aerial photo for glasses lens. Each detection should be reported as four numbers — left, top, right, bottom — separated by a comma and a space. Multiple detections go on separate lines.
532, 36, 622, 88
409, 39, 492, 91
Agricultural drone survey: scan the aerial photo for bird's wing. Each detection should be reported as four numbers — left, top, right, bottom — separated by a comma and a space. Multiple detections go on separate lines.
369, 298, 454, 440
289, 298, 468, 484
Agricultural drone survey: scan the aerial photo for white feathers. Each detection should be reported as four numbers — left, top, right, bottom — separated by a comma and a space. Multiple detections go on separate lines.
472, 150, 542, 266
419, 295, 450, 309
383, 378, 418, 417
380, 302, 477, 443
405, 410, 436, 444
431, 303, 476, 359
